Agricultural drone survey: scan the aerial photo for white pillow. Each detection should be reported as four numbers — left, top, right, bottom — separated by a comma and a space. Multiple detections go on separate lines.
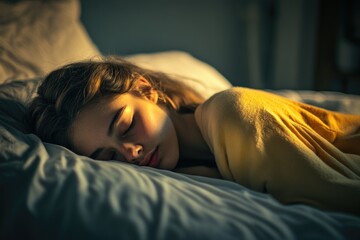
0, 0, 100, 83
126, 51, 232, 98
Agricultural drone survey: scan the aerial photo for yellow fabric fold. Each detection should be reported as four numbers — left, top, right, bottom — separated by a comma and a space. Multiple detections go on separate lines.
195, 87, 360, 214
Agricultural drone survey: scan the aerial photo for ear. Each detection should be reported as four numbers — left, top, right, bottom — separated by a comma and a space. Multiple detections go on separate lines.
135, 77, 159, 104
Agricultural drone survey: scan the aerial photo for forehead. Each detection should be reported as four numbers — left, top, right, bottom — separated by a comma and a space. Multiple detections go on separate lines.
80, 93, 133, 115
77, 95, 121, 121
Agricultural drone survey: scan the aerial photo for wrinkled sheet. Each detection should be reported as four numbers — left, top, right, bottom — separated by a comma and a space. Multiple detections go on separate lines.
1, 79, 360, 239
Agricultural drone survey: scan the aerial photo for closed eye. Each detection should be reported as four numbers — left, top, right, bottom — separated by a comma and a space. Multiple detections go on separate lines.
109, 107, 125, 136
123, 116, 135, 136
111, 152, 116, 160
95, 151, 114, 161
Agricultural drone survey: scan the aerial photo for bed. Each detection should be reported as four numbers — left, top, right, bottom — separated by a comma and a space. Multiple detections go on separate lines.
1, 1, 360, 239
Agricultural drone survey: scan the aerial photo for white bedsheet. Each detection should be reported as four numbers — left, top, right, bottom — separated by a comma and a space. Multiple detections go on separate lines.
1, 79, 360, 240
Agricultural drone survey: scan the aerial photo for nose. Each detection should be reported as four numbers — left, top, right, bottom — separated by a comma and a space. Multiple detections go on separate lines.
121, 143, 143, 163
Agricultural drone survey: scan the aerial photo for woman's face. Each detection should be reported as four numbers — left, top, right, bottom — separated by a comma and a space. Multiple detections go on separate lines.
69, 92, 179, 170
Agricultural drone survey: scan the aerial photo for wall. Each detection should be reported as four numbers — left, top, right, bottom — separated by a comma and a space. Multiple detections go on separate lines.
81, 0, 356, 93
80, 0, 250, 87
271, 0, 318, 90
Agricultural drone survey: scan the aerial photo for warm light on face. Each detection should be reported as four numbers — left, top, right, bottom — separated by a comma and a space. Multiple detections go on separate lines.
70, 93, 180, 170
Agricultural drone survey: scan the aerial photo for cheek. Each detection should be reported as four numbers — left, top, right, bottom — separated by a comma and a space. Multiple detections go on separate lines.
139, 109, 169, 139
160, 118, 179, 169
137, 106, 179, 170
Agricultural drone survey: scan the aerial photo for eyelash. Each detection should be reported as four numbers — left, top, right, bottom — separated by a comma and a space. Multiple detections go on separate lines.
106, 113, 135, 160
123, 116, 135, 136
109, 151, 116, 160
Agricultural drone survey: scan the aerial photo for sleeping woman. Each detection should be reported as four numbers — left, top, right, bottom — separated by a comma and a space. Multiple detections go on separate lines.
26, 57, 360, 215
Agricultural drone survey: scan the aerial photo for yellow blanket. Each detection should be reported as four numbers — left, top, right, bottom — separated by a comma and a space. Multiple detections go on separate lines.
195, 87, 360, 214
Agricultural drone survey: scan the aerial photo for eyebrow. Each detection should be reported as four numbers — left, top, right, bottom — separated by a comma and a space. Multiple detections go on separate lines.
89, 107, 125, 159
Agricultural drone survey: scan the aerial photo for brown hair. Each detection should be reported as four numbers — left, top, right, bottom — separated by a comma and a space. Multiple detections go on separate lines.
26, 56, 204, 150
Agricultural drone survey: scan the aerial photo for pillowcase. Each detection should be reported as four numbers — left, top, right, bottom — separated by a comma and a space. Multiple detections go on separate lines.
126, 51, 232, 98
0, 0, 100, 83
0, 78, 40, 133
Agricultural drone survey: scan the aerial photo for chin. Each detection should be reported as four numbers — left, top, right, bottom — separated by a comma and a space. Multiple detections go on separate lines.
159, 156, 179, 170
158, 144, 179, 170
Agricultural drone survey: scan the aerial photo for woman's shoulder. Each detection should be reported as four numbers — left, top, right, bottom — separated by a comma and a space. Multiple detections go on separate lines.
207, 87, 268, 102
218, 86, 274, 97
202, 87, 269, 110
196, 87, 283, 126
195, 87, 258, 122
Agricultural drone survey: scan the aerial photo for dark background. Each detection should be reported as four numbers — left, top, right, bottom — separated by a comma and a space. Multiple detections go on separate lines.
80, 0, 360, 94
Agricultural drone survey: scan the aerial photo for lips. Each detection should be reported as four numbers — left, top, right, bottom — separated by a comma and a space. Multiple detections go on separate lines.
148, 147, 159, 168
139, 146, 159, 168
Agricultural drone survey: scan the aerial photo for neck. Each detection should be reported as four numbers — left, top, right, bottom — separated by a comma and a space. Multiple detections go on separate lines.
169, 111, 213, 162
